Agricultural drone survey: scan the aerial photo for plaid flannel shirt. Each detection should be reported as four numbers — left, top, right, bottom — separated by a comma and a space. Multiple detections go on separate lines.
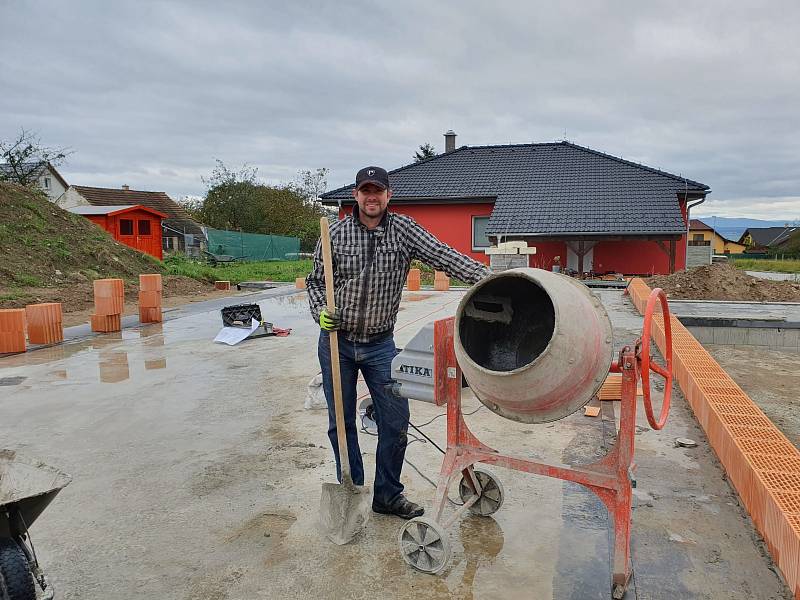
306, 207, 490, 342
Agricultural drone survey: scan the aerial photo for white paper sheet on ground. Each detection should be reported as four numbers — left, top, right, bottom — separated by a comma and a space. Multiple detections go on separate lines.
213, 318, 260, 346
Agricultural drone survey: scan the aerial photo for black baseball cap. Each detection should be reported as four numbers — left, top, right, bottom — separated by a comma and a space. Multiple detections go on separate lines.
355, 166, 390, 191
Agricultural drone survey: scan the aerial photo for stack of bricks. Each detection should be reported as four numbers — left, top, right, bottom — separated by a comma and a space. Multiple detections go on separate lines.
433, 271, 450, 291
139, 274, 163, 324
215, 281, 231, 290
91, 278, 124, 333
628, 278, 800, 598
483, 241, 537, 272
406, 268, 421, 291
25, 303, 63, 345
0, 308, 27, 354
295, 277, 307, 289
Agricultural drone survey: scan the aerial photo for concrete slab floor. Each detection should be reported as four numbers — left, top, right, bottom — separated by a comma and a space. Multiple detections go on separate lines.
0, 288, 792, 599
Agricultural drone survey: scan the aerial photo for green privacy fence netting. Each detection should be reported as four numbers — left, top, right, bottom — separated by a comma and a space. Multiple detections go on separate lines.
205, 229, 301, 261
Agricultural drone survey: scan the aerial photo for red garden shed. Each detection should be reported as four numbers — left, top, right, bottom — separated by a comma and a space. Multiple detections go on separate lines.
68, 204, 166, 260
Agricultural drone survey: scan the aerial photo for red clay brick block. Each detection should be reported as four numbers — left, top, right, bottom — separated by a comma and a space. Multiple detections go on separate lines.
295, 277, 307, 289
433, 277, 450, 292
138, 291, 162, 308
407, 269, 421, 291
91, 314, 121, 333
0, 308, 26, 332
94, 296, 124, 316
0, 330, 26, 353
93, 278, 124, 298
215, 281, 231, 290
139, 273, 162, 292
139, 307, 162, 324
25, 303, 64, 345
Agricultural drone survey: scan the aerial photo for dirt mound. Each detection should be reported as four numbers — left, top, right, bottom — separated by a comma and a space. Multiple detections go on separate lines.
0, 182, 214, 313
0, 182, 164, 287
646, 263, 800, 302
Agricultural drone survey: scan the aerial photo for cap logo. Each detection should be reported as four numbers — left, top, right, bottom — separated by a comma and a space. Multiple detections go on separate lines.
367, 169, 375, 176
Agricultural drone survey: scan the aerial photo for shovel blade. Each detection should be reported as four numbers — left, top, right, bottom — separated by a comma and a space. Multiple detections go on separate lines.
320, 480, 372, 545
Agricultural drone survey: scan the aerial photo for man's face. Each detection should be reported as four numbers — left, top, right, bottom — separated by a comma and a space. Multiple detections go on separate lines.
353, 183, 392, 219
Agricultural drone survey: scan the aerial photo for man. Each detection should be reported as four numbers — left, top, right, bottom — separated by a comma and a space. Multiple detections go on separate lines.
306, 166, 489, 519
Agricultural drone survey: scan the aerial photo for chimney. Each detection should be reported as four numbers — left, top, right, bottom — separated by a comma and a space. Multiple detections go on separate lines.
122, 184, 130, 191
444, 130, 457, 153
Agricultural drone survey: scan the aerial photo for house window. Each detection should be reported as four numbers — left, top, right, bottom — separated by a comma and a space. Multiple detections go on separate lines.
692, 233, 704, 241
138, 220, 151, 235
43, 177, 51, 189
120, 219, 134, 235
472, 216, 491, 250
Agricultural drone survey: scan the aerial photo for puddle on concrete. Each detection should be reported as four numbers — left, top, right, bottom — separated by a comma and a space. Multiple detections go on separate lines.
405, 293, 434, 302
99, 351, 130, 384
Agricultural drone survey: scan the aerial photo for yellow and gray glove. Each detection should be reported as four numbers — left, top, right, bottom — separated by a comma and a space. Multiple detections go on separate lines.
319, 308, 341, 331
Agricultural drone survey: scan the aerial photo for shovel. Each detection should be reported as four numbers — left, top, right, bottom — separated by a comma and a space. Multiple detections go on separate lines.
318, 217, 372, 544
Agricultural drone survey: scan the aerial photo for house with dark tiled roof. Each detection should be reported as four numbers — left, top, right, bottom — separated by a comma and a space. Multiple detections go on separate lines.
739, 226, 799, 253
321, 132, 711, 275
59, 184, 205, 255
0, 161, 69, 203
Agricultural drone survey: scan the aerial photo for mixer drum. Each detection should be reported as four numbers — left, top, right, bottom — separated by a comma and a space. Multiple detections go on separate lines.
454, 268, 613, 423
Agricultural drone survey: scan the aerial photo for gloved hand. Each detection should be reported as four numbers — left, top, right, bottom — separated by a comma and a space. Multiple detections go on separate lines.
319, 308, 341, 331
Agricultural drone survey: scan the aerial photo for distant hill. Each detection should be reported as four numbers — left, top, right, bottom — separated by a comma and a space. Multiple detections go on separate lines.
693, 216, 797, 241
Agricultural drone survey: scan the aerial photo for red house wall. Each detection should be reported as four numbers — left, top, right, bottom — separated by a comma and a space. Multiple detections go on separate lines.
337, 200, 688, 274
340, 202, 495, 264
592, 238, 687, 275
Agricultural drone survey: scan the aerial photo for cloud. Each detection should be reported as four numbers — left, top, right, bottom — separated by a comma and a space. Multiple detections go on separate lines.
1, 0, 799, 217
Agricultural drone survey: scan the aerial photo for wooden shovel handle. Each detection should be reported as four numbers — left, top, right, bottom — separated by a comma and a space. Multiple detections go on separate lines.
320, 217, 351, 480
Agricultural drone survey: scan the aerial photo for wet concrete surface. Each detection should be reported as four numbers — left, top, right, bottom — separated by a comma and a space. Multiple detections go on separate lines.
0, 288, 792, 599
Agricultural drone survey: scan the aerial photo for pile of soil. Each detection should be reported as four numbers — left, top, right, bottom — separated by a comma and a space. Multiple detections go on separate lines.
646, 263, 800, 302
0, 182, 216, 312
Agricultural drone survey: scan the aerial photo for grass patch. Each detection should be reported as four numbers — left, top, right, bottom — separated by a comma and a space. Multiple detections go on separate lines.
164, 255, 313, 284
12, 273, 42, 286
733, 258, 800, 273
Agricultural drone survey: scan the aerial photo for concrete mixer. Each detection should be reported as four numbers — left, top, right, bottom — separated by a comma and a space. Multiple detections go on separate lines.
390, 268, 673, 599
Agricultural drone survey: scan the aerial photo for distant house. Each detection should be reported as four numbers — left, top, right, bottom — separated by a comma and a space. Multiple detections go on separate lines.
738, 227, 799, 253
0, 161, 69, 203
68, 204, 166, 260
59, 185, 205, 255
688, 219, 746, 254
322, 133, 711, 275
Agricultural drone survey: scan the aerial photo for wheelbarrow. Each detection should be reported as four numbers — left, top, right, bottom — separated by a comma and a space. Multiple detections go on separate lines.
0, 449, 71, 600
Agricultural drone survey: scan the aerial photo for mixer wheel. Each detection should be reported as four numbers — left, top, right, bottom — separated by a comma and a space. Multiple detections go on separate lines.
398, 517, 451, 574
458, 469, 504, 516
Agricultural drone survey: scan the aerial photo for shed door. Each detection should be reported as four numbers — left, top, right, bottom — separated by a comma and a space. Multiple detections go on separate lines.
136, 218, 162, 259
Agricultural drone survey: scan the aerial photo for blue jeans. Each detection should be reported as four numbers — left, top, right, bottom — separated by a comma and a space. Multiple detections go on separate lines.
318, 331, 409, 507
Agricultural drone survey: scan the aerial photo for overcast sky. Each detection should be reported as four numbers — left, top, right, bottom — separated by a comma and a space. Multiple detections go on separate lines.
2, 1, 799, 219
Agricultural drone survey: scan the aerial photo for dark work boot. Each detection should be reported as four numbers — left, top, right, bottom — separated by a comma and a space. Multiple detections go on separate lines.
372, 495, 425, 519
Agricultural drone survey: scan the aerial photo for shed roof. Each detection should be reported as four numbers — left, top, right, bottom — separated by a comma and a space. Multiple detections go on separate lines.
71, 185, 203, 236
68, 204, 167, 218
322, 141, 709, 237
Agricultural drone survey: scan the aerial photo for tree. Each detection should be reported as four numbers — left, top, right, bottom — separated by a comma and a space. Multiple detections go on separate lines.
294, 167, 329, 204
414, 143, 436, 162
195, 160, 328, 251
0, 128, 71, 185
